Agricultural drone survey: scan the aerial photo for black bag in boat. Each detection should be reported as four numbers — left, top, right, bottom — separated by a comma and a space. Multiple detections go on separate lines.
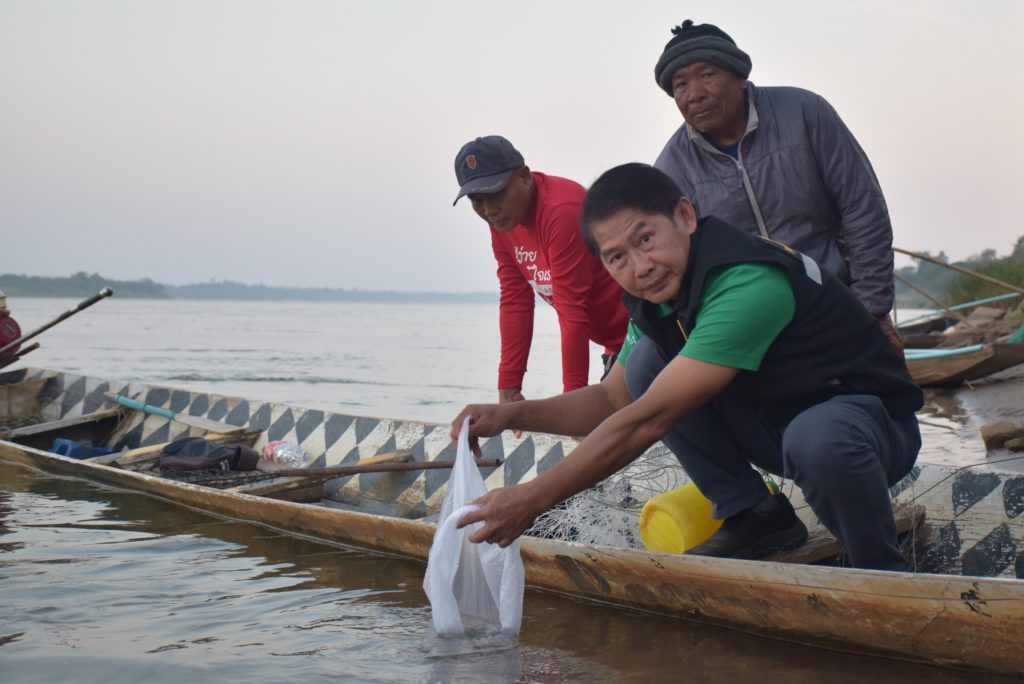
158, 436, 259, 471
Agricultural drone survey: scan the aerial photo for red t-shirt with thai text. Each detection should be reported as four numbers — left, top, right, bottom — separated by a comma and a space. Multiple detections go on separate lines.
490, 172, 628, 392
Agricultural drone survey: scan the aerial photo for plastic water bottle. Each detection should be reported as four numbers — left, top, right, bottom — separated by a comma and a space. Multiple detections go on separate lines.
261, 440, 308, 468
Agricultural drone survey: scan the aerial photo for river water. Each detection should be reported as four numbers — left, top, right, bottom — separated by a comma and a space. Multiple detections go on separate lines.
0, 297, 1009, 682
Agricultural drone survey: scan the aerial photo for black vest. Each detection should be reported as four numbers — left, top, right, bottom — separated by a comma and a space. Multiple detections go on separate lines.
623, 217, 922, 423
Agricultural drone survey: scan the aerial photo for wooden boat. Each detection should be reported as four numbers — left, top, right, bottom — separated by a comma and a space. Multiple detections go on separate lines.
906, 342, 1024, 387
2, 367, 1024, 674
897, 314, 959, 336
895, 292, 1022, 337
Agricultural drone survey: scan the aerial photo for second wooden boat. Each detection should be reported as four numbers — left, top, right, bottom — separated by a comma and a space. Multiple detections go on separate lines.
906, 342, 1024, 387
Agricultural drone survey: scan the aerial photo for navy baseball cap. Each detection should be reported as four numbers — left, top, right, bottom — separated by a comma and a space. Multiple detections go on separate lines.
453, 135, 525, 205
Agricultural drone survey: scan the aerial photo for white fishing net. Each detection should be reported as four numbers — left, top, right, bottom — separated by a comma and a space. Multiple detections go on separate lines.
526, 445, 690, 548
523, 443, 801, 550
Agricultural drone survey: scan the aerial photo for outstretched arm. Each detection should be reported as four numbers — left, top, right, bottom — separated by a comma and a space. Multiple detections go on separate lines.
457, 356, 739, 547
452, 363, 633, 454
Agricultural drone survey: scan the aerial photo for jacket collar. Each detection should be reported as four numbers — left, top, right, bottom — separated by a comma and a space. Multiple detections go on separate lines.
685, 82, 760, 154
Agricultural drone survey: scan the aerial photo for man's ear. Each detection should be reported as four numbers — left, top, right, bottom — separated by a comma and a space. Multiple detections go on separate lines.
675, 197, 698, 235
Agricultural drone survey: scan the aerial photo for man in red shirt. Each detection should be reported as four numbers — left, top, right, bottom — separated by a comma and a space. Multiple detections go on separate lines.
454, 136, 628, 405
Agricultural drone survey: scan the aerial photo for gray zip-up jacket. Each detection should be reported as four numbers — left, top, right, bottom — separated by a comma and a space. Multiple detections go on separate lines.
654, 83, 894, 316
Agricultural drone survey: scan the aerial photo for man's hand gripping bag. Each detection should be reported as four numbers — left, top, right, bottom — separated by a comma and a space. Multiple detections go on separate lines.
423, 417, 524, 637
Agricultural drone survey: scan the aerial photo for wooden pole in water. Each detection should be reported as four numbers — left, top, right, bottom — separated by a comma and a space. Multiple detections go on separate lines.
894, 247, 1024, 297
0, 288, 113, 357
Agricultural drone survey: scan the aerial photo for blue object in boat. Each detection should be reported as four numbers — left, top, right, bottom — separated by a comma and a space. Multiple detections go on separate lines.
904, 344, 984, 360
50, 438, 115, 460
1009, 321, 1024, 345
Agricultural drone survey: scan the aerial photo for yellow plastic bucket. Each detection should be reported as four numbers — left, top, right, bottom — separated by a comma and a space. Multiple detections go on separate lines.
638, 480, 780, 553
639, 481, 721, 553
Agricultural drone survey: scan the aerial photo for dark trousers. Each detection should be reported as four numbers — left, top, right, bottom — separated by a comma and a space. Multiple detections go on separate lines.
624, 337, 922, 570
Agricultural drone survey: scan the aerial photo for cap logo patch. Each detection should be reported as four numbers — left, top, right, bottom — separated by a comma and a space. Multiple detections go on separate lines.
465, 155, 477, 170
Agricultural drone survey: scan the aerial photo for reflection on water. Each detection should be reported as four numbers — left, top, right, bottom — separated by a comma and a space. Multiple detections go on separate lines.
0, 461, 1007, 684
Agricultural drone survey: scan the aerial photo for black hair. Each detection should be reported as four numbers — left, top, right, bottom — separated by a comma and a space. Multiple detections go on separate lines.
580, 163, 683, 256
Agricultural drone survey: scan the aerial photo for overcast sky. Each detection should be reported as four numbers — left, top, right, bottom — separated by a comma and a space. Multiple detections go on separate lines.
3, 0, 1022, 292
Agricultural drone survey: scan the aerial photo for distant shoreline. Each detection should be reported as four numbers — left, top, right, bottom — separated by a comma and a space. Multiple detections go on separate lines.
0, 272, 497, 304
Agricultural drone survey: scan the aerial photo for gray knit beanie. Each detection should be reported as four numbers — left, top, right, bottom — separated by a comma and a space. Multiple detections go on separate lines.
654, 20, 752, 96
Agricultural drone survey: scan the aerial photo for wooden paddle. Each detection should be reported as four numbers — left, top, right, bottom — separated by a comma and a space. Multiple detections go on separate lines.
0, 288, 113, 358
105, 393, 246, 435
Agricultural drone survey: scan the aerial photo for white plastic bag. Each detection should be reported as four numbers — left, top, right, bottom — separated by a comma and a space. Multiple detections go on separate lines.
423, 416, 524, 637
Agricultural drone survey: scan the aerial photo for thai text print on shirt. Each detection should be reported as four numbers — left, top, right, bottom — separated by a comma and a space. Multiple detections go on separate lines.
513, 244, 554, 300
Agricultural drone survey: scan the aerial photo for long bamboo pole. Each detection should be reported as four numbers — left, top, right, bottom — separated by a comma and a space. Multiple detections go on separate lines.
240, 458, 503, 497
260, 458, 502, 479
894, 247, 1024, 297
0, 288, 113, 357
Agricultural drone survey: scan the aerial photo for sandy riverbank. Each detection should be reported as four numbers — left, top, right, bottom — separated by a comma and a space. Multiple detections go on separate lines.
918, 363, 1024, 474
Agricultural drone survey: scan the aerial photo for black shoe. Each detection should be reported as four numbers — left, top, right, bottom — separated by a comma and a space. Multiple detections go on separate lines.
687, 494, 808, 560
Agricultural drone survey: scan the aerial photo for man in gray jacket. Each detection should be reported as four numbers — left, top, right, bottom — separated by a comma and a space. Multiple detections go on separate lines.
653, 20, 902, 348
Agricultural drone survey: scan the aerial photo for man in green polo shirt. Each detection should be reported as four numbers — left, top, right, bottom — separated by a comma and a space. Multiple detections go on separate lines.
452, 163, 923, 570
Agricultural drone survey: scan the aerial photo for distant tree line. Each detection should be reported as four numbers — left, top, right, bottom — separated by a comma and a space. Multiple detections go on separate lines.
7, 239, 1022, 309
0, 271, 168, 298
895, 235, 1024, 309
943, 236, 1024, 305
0, 272, 496, 304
